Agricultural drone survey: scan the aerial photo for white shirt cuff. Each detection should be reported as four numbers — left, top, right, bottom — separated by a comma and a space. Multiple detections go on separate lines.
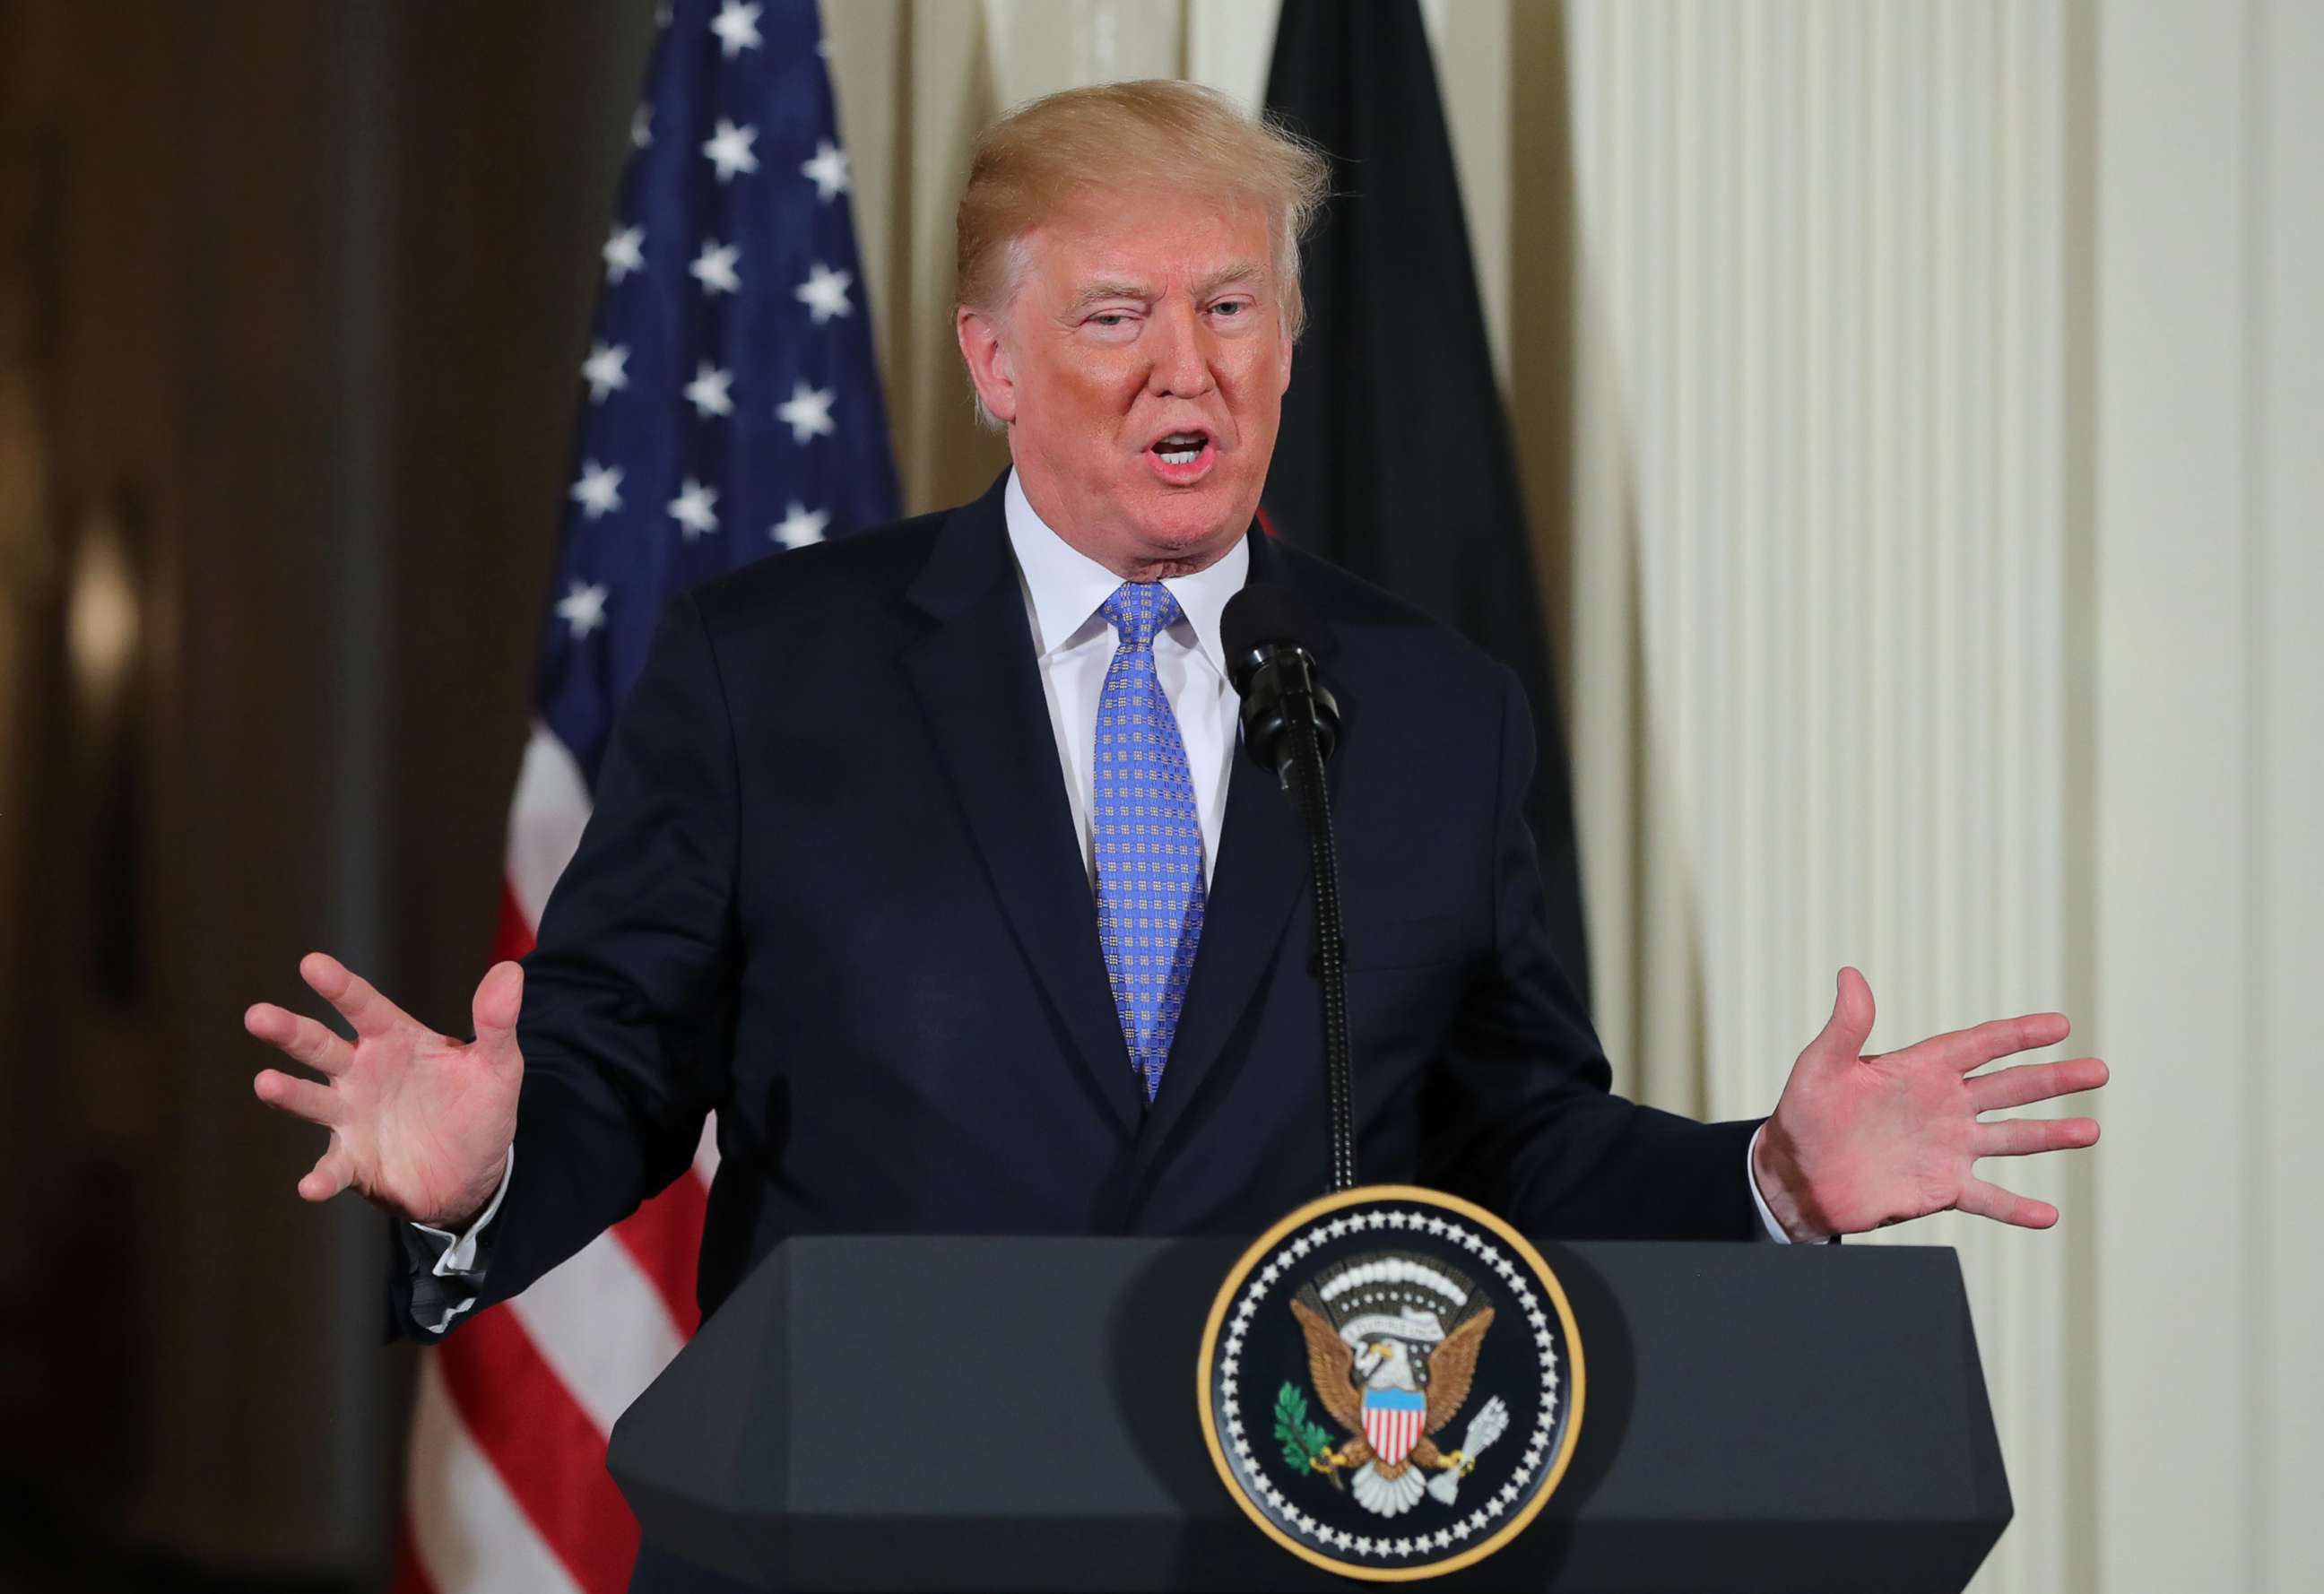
409, 1148, 515, 1278
1747, 1124, 1799, 1243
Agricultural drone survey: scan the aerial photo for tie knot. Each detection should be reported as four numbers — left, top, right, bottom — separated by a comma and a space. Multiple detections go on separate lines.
1099, 581, 1183, 651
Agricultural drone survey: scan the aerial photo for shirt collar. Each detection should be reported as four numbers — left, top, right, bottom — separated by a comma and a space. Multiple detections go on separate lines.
1002, 467, 1247, 677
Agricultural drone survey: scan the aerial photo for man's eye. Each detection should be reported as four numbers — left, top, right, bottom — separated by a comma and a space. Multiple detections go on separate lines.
1212, 300, 1245, 316
1091, 313, 1130, 328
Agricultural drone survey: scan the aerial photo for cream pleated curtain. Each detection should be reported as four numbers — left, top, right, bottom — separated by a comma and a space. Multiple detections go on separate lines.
820, 4, 2323, 1592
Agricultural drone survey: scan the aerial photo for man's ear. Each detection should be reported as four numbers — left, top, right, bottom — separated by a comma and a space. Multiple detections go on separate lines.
956, 308, 1018, 424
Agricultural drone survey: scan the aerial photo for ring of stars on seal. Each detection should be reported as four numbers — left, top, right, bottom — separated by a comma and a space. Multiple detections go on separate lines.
1196, 1184, 1585, 1581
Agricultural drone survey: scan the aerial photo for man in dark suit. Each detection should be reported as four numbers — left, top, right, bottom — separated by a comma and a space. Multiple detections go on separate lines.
246, 82, 2105, 1349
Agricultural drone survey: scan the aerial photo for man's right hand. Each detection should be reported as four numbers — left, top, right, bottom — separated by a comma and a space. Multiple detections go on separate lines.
246, 953, 525, 1231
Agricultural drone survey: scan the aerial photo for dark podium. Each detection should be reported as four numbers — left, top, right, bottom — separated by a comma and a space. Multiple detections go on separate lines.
608, 1237, 2009, 1593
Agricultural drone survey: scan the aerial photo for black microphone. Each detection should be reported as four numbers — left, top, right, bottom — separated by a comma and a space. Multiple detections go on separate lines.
1221, 585, 1341, 784
1221, 583, 1357, 1193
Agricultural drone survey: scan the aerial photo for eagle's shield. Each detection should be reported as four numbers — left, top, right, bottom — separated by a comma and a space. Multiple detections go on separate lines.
1361, 1387, 1426, 1467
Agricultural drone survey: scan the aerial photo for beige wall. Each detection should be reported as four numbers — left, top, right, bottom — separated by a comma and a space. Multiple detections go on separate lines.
821, 4, 2319, 1591
2086, 4, 2321, 1589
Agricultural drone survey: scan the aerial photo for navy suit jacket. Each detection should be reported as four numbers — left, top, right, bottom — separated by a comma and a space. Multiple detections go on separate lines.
387, 472, 1760, 1341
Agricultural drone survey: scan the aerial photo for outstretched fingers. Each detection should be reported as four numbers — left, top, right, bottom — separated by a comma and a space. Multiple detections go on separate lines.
1974, 1116, 2100, 1157
253, 1068, 339, 1129
1930, 1011, 2073, 1073
299, 951, 407, 1041
243, 1002, 354, 1077
297, 1140, 357, 1202
1969, 1056, 2110, 1112
1956, 1177, 2060, 1228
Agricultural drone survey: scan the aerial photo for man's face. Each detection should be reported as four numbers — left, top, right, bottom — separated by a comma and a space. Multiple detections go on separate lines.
957, 191, 1294, 578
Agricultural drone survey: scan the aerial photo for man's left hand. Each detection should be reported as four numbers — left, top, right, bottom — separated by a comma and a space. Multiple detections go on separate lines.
1751, 967, 2108, 1241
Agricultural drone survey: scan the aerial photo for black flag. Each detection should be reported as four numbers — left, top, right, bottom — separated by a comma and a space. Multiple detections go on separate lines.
1262, 0, 1593, 1007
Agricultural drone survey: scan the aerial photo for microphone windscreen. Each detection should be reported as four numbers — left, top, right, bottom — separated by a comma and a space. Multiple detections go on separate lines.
1221, 584, 1323, 663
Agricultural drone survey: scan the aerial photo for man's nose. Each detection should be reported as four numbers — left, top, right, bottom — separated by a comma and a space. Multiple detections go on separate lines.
1144, 299, 1215, 398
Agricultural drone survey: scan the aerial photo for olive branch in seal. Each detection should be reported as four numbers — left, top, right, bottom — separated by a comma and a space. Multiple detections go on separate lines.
1272, 1382, 1344, 1490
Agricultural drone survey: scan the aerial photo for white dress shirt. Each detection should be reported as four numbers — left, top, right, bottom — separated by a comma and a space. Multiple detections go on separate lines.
1004, 468, 1246, 889
405, 471, 1796, 1330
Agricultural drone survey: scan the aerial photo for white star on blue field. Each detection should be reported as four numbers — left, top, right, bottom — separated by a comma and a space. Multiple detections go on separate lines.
537, 0, 898, 785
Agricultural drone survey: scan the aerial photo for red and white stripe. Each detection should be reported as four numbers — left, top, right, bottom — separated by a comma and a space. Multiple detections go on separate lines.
1363, 1400, 1426, 1468
394, 723, 718, 1594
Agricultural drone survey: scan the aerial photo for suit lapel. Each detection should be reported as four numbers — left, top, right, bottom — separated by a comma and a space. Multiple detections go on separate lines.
1130, 526, 1331, 1184
900, 480, 1145, 1134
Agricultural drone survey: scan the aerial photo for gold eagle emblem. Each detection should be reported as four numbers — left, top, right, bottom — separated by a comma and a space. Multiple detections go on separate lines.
1291, 1295, 1494, 1482
1280, 1251, 1508, 1518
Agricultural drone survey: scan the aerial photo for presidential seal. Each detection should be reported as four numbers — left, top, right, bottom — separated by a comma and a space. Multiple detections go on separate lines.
1196, 1185, 1583, 1581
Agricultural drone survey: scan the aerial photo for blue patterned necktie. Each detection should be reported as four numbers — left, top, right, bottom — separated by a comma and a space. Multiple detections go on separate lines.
1092, 580, 1207, 1102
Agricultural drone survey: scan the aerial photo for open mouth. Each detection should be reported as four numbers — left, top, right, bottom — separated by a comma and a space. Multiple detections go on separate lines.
1151, 429, 1210, 465
1145, 428, 1217, 482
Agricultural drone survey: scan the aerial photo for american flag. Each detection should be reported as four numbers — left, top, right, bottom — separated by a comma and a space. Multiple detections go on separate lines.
395, 4, 897, 1590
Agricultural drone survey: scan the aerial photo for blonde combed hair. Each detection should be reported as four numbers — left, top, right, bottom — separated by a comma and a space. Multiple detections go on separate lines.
955, 80, 1334, 347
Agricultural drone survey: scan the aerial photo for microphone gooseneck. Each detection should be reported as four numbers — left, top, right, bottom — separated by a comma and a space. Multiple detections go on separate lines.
1221, 585, 1357, 1193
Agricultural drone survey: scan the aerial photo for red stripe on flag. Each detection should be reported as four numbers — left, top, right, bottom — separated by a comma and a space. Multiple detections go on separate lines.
1256, 503, 1282, 538
612, 1173, 708, 1338
436, 1305, 639, 1594
492, 878, 539, 964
